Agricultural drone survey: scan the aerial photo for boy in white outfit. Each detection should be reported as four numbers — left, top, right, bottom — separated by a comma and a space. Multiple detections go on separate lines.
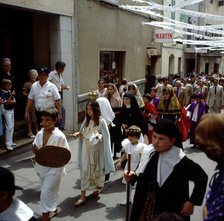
1, 79, 16, 150
116, 125, 147, 205
32, 109, 69, 221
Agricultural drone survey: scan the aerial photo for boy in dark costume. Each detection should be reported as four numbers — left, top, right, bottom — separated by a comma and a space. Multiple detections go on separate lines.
124, 118, 208, 221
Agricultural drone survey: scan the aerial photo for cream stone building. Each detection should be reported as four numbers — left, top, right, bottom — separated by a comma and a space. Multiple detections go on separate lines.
195, 0, 224, 75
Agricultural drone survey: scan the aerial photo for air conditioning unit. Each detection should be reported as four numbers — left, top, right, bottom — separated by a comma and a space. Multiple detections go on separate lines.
218, 0, 224, 6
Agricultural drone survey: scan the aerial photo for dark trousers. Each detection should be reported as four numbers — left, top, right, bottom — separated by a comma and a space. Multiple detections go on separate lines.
190, 121, 197, 145
56, 102, 65, 129
35, 110, 42, 131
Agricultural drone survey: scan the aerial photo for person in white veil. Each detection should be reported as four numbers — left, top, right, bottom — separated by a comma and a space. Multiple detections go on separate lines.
96, 97, 116, 182
96, 97, 115, 127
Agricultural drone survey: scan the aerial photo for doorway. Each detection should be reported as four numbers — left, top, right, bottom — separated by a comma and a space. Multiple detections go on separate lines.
0, 6, 34, 118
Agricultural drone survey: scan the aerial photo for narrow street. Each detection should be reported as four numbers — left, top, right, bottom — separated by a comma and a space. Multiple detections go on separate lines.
0, 138, 216, 221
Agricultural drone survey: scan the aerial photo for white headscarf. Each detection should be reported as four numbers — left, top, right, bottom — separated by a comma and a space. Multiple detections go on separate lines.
128, 83, 145, 108
96, 97, 115, 125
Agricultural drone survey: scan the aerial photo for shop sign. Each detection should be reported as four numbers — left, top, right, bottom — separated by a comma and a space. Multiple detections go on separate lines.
154, 29, 173, 43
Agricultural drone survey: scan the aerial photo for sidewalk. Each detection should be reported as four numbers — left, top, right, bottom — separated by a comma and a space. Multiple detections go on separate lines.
0, 135, 78, 158
0, 137, 33, 156
0, 119, 35, 156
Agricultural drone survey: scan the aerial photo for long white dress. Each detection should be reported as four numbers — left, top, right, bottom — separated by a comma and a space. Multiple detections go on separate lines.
80, 120, 105, 190
77, 117, 115, 191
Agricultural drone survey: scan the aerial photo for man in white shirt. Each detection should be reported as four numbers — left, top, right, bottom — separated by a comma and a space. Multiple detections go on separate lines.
48, 61, 70, 130
24, 67, 62, 130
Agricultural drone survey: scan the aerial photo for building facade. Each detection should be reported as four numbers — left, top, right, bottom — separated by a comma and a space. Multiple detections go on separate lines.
184, 0, 224, 76
0, 0, 162, 131
160, 0, 185, 79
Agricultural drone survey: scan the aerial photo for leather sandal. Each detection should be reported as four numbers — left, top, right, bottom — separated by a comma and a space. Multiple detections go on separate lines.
74, 198, 86, 207
92, 189, 102, 196
49, 209, 58, 219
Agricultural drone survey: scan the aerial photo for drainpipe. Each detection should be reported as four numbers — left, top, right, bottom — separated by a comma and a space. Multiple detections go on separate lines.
72, 0, 79, 131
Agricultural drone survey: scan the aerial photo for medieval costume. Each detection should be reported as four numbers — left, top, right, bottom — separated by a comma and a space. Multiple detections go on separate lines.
187, 93, 207, 146
157, 88, 182, 122
117, 93, 148, 137
129, 119, 208, 221
130, 145, 207, 221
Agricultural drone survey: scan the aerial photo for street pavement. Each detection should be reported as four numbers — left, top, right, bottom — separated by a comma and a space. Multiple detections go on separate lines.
0, 137, 216, 221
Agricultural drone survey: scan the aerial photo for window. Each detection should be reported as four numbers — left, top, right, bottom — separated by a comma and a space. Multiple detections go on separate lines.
219, 0, 224, 6
99, 51, 125, 86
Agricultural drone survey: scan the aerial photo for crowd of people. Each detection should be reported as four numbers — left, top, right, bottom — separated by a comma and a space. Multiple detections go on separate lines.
0, 58, 69, 150
1, 59, 224, 221
69, 74, 224, 221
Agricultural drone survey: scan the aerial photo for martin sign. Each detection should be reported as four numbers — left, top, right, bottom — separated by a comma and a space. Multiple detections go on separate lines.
154, 29, 173, 43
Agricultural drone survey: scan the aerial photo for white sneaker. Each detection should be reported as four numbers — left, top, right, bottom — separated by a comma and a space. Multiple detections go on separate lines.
120, 200, 131, 206
27, 133, 35, 139
6, 145, 13, 150
11, 143, 17, 147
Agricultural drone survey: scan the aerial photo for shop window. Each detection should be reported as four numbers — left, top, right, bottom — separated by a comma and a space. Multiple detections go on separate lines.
99, 51, 125, 87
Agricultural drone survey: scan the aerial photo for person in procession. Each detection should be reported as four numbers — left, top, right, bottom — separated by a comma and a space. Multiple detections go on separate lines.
32, 109, 70, 221
124, 118, 208, 221
116, 125, 148, 205
72, 101, 115, 207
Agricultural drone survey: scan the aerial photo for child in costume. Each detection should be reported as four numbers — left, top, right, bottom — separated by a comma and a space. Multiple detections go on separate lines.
32, 109, 69, 221
73, 101, 115, 207
124, 118, 208, 221
116, 125, 147, 205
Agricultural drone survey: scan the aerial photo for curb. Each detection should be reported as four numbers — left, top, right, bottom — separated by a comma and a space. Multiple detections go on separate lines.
0, 138, 33, 158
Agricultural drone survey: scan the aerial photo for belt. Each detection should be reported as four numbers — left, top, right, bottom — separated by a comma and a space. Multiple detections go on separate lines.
36, 107, 55, 112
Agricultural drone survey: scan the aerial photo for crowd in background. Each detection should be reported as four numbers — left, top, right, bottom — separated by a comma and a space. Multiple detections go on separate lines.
96, 71, 224, 154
